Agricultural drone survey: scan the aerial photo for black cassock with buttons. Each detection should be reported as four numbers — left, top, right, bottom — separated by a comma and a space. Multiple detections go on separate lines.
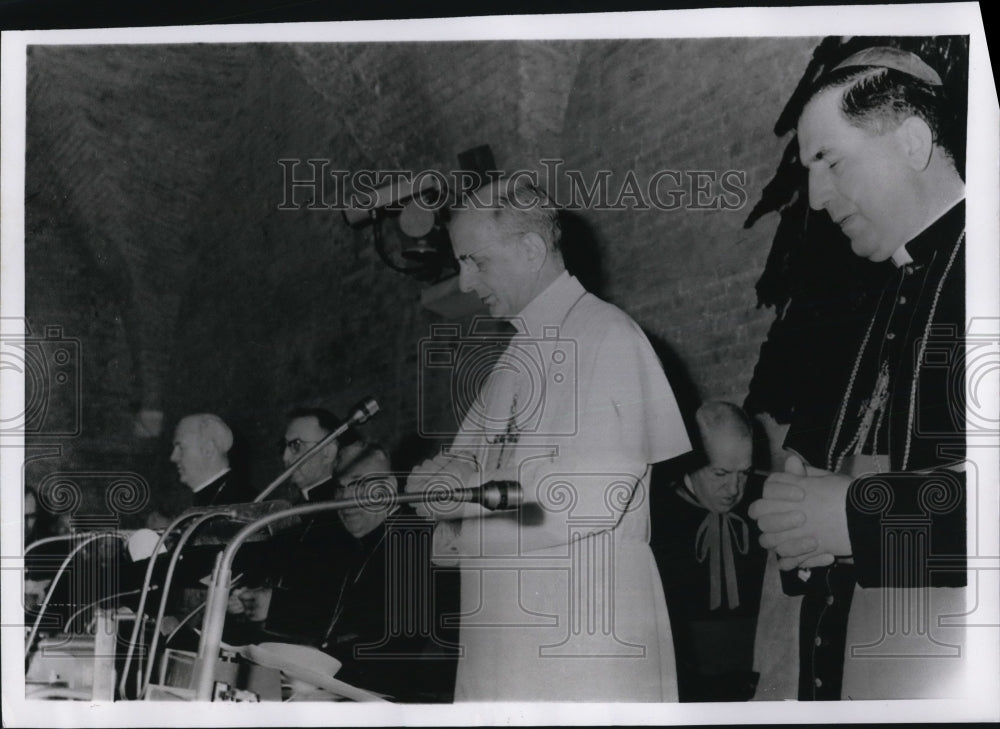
783, 200, 967, 700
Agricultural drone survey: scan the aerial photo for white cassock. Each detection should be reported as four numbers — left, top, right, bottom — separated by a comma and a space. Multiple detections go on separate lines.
432, 272, 691, 701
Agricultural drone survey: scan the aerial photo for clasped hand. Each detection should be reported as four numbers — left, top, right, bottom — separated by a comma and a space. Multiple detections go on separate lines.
227, 586, 272, 622
748, 455, 853, 570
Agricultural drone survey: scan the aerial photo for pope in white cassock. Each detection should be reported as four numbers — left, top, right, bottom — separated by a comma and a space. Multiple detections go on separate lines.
406, 177, 691, 701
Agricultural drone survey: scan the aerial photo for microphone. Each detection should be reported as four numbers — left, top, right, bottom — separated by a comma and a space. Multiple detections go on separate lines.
394, 480, 523, 512
191, 477, 520, 699
254, 397, 380, 502
462, 481, 522, 511
348, 396, 379, 425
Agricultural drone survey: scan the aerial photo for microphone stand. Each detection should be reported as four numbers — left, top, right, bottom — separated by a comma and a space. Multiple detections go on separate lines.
140, 511, 239, 698
192, 484, 520, 700
24, 533, 78, 557
120, 510, 208, 700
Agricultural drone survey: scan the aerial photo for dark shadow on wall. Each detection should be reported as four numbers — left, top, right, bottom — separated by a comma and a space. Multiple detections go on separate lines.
559, 210, 605, 298
645, 330, 702, 442
391, 431, 443, 477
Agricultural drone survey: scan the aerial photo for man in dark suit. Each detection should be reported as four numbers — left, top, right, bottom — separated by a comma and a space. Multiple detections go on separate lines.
157, 413, 254, 628
170, 413, 251, 506
315, 445, 458, 702
652, 402, 767, 702
231, 445, 459, 701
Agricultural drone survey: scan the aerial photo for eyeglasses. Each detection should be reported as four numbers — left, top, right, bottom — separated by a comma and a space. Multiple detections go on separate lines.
280, 438, 321, 456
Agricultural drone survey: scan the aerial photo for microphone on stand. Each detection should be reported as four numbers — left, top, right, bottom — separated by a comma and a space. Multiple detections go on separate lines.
347, 481, 523, 513
349, 396, 380, 425
451, 481, 523, 511
192, 478, 522, 699
254, 397, 380, 503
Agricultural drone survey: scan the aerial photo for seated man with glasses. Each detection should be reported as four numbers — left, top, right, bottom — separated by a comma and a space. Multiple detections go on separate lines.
280, 407, 365, 503
226, 408, 365, 643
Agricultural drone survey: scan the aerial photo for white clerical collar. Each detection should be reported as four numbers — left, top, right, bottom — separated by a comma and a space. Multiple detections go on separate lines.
890, 245, 914, 267
509, 271, 585, 338
190, 467, 230, 494
681, 473, 706, 509
889, 196, 965, 267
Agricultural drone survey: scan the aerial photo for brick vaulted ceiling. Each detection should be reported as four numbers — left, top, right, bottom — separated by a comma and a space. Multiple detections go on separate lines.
26, 44, 259, 419
24, 41, 583, 433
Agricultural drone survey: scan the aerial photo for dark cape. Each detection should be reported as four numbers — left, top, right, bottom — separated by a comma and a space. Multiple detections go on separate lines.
191, 469, 255, 508
314, 507, 459, 702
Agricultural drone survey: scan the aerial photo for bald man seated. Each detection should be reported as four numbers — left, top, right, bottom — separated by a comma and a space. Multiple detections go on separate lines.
651, 401, 767, 702
171, 413, 253, 507
144, 413, 254, 638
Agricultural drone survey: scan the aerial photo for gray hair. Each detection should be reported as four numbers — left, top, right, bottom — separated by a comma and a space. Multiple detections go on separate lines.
181, 413, 233, 455
455, 175, 562, 254
695, 401, 753, 444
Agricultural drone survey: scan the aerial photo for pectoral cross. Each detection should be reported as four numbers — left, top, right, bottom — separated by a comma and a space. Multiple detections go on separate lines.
485, 391, 520, 469
853, 360, 891, 455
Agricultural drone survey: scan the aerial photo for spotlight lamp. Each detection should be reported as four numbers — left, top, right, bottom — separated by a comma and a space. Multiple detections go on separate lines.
342, 174, 454, 281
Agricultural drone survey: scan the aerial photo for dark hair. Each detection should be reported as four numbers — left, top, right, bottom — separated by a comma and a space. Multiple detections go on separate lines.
805, 65, 964, 175
334, 442, 398, 493
285, 407, 361, 447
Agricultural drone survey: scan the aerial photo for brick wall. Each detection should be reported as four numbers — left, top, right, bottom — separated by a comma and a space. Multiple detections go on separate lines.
24, 37, 818, 511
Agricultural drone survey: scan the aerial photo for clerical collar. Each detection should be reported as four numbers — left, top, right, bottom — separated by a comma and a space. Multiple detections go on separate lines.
508, 271, 586, 338
679, 474, 708, 511
889, 246, 914, 267
889, 199, 965, 268
190, 467, 230, 493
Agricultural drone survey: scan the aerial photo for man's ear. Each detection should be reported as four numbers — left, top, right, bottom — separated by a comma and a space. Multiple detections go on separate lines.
896, 115, 935, 171
322, 442, 340, 467
518, 231, 549, 271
